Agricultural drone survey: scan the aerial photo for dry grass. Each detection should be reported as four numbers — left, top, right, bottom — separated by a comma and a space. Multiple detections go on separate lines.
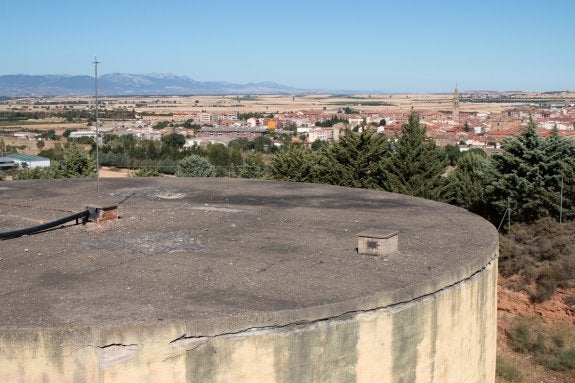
3, 92, 573, 117
98, 166, 131, 178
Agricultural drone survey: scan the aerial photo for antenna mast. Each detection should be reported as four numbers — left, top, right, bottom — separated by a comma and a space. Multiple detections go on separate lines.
93, 57, 100, 197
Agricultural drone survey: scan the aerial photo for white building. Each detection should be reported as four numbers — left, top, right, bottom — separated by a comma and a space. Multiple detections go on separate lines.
7, 153, 50, 168
246, 118, 258, 127
542, 121, 572, 131
13, 132, 37, 140
69, 131, 97, 139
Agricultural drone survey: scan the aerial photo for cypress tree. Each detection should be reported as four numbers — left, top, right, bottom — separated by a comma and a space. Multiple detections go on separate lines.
447, 151, 495, 216
489, 118, 565, 223
383, 112, 448, 200
269, 145, 322, 183
320, 127, 390, 189
57, 143, 96, 178
541, 127, 575, 220
239, 152, 267, 179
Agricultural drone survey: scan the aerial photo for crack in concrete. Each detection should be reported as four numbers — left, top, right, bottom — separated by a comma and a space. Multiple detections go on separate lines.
0, 257, 496, 362
170, 335, 210, 351
169, 257, 497, 347
97, 343, 138, 349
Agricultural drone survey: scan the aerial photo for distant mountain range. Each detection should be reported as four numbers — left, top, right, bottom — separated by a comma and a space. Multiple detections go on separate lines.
0, 73, 303, 97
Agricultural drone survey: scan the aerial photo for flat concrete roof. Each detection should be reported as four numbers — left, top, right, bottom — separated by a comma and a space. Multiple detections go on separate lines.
0, 178, 497, 334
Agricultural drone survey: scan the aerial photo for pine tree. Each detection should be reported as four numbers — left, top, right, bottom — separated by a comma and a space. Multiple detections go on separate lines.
447, 151, 495, 216
239, 152, 267, 179
269, 129, 391, 188
57, 144, 96, 178
541, 127, 575, 220
489, 118, 565, 223
383, 112, 448, 200
320, 127, 390, 189
269, 145, 322, 183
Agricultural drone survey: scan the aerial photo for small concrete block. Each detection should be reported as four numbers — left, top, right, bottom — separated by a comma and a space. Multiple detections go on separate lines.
358, 230, 398, 256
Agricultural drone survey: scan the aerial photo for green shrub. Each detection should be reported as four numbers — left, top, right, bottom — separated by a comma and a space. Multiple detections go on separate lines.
508, 316, 575, 372
157, 158, 178, 174
555, 348, 575, 370
13, 166, 60, 180
508, 317, 546, 354
496, 356, 523, 382
531, 266, 559, 302
133, 168, 160, 177
175, 155, 216, 177
239, 153, 267, 179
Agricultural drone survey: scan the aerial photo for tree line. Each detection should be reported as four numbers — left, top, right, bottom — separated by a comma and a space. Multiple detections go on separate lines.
153, 111, 574, 226
4, 111, 574, 227
267, 112, 575, 226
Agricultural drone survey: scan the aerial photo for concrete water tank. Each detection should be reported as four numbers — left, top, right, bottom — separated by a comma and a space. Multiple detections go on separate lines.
0, 178, 498, 382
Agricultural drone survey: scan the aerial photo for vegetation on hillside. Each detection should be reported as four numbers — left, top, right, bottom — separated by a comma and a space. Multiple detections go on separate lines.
499, 218, 575, 303
504, 316, 575, 378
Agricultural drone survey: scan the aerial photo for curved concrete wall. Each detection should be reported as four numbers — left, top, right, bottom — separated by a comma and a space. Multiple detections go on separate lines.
0, 259, 497, 383
0, 178, 499, 383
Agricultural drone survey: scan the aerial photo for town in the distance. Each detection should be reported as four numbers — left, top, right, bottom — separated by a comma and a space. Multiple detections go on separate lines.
1, 88, 575, 171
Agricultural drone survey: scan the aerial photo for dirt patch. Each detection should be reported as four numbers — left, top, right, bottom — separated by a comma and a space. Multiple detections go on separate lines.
498, 276, 575, 326
497, 275, 575, 382
98, 167, 131, 178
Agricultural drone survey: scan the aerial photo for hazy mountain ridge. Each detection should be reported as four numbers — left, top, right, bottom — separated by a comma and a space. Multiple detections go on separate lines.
0, 73, 300, 96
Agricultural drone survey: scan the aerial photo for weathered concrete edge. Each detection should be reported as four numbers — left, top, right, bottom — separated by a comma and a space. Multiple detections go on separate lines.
174, 245, 499, 339
0, 258, 498, 357
0, 233, 498, 348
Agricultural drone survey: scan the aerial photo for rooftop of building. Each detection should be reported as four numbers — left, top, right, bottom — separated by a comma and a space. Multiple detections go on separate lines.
5, 153, 50, 161
0, 178, 497, 334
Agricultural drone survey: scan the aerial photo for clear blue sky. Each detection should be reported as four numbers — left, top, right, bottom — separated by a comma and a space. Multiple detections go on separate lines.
2, 0, 574, 92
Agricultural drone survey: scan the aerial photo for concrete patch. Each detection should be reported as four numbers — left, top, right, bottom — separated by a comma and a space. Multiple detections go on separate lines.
96, 344, 140, 368
90, 230, 206, 256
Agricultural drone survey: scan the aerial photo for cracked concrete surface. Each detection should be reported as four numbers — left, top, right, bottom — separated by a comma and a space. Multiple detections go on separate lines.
0, 178, 498, 382
0, 178, 496, 329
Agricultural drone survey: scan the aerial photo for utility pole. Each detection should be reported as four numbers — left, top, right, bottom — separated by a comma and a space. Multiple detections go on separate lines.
93, 57, 100, 198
